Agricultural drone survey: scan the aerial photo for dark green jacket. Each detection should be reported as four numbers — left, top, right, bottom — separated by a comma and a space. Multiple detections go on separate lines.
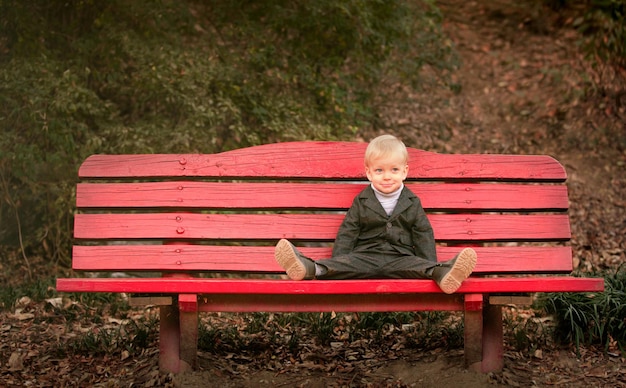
331, 185, 437, 262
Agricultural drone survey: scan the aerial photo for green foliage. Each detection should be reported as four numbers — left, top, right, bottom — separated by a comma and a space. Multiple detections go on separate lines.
353, 312, 415, 331
538, 268, 625, 353
0, 0, 456, 265
0, 59, 111, 267
402, 311, 464, 350
575, 0, 626, 66
196, 311, 464, 357
48, 292, 131, 326
302, 312, 340, 346
202, 0, 456, 128
63, 316, 158, 357
0, 276, 56, 311
503, 310, 550, 355
198, 318, 275, 353
550, 0, 626, 66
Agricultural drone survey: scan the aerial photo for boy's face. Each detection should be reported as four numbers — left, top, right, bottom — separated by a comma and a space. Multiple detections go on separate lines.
365, 154, 409, 194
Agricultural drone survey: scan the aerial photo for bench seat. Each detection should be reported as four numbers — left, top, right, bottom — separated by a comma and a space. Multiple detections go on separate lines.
57, 277, 603, 298
56, 141, 604, 374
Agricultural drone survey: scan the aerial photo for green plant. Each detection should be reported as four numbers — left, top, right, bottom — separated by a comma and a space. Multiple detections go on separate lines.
350, 311, 415, 343
198, 320, 245, 353
439, 319, 465, 349
64, 316, 158, 357
0, 276, 56, 311
0, 59, 112, 268
503, 309, 551, 355
575, 0, 626, 66
403, 312, 464, 350
42, 292, 131, 324
354, 312, 415, 330
547, 0, 626, 66
539, 268, 625, 353
298, 312, 340, 346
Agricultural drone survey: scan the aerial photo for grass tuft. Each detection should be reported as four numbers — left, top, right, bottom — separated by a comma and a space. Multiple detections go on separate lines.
538, 267, 625, 353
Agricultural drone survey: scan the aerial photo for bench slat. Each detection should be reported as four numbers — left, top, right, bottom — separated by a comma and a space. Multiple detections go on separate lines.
55, 277, 605, 295
77, 182, 569, 211
72, 245, 573, 274
79, 142, 566, 181
73, 213, 571, 241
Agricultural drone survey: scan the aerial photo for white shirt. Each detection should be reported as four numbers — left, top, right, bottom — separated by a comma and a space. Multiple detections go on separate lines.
371, 183, 403, 216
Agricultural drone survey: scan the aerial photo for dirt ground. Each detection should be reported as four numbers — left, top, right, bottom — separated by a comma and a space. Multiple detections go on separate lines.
174, 350, 622, 387
176, 352, 497, 387
1, 0, 624, 387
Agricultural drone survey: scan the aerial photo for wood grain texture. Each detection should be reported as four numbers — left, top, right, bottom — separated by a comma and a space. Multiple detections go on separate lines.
76, 182, 569, 211
73, 213, 571, 241
70, 245, 574, 274
56, 277, 605, 296
79, 142, 566, 181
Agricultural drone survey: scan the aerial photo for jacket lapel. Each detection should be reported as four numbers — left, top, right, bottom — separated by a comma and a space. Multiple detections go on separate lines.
360, 185, 415, 219
389, 187, 415, 219
360, 185, 388, 218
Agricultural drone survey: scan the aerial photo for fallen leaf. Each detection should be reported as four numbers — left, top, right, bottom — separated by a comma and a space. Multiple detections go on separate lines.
8, 351, 24, 371
10, 309, 34, 321
46, 297, 63, 309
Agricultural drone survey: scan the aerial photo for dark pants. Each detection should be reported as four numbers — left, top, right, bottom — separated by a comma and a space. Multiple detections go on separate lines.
315, 247, 437, 280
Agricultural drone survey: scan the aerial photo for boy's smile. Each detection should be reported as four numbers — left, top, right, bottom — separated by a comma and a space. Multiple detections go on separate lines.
365, 155, 409, 194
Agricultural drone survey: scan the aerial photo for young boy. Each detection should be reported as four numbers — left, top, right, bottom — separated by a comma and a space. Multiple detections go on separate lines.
274, 134, 477, 294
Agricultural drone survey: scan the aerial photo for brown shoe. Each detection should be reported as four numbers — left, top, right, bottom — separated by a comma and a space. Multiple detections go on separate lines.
432, 248, 477, 294
275, 239, 316, 280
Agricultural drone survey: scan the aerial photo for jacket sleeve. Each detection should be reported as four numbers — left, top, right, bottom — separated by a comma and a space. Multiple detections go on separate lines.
331, 197, 362, 257
411, 200, 437, 262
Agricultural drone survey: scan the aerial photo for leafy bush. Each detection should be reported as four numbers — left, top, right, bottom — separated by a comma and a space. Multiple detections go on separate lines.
0, 0, 457, 266
0, 276, 56, 311
0, 59, 112, 267
577, 0, 625, 66
539, 268, 625, 352
548, 0, 626, 66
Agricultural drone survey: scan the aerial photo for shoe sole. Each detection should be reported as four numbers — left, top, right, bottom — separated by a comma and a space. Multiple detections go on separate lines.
275, 239, 306, 280
439, 248, 477, 294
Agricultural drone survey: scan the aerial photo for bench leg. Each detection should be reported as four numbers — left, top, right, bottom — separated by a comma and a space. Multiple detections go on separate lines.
481, 303, 504, 372
159, 304, 182, 373
158, 295, 198, 373
464, 295, 505, 373
178, 294, 198, 371
464, 294, 484, 371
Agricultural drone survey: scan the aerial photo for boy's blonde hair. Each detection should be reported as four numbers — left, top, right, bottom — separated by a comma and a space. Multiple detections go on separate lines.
364, 135, 408, 166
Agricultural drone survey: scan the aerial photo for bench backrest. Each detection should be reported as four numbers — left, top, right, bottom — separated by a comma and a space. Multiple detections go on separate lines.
72, 141, 573, 276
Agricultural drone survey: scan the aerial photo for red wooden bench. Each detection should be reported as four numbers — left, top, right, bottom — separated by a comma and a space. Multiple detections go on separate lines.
56, 141, 604, 374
